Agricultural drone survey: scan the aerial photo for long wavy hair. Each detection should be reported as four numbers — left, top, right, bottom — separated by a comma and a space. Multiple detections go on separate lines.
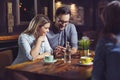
101, 1, 120, 43
23, 14, 50, 35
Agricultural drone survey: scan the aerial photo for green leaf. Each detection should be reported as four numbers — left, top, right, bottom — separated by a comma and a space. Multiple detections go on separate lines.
78, 38, 91, 50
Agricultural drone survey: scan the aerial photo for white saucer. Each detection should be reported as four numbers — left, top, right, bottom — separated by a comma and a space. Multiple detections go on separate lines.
44, 60, 57, 63
79, 61, 93, 66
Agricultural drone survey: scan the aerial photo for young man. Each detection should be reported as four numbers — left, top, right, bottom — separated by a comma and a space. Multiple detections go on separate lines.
47, 6, 78, 55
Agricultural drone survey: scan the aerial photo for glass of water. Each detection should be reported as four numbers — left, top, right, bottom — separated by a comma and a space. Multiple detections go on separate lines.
64, 42, 71, 63
64, 52, 71, 63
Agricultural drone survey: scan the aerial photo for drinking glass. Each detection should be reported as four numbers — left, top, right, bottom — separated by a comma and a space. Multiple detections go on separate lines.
64, 52, 71, 63
64, 45, 71, 63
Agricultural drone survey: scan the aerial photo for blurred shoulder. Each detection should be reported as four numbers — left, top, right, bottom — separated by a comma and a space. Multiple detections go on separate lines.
68, 23, 75, 27
67, 23, 76, 30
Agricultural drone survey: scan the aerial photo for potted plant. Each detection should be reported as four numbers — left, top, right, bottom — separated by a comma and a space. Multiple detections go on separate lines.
78, 36, 90, 56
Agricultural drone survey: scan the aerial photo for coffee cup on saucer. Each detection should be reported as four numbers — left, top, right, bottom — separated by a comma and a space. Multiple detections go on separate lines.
44, 55, 56, 63
80, 56, 93, 65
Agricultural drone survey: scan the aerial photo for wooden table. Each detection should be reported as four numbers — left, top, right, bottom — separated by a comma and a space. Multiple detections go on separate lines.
1, 54, 93, 80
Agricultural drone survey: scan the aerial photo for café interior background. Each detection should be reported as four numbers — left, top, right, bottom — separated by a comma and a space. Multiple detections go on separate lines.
0, 0, 114, 61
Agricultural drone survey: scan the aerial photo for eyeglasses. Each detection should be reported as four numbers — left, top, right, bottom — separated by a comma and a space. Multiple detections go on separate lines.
57, 18, 69, 24
58, 20, 69, 24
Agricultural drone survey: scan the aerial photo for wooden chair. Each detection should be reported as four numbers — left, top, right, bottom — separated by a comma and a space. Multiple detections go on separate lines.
0, 35, 19, 67
0, 50, 13, 68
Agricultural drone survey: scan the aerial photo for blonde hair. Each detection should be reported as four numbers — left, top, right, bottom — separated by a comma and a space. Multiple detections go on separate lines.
23, 14, 50, 35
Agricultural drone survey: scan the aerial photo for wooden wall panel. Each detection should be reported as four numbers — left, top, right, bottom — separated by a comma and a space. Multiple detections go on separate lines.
0, 0, 7, 35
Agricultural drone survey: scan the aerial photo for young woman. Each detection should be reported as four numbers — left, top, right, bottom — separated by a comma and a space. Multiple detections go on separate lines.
12, 14, 52, 65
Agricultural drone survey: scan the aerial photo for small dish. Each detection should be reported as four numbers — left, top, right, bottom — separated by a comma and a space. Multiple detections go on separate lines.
44, 60, 57, 63
79, 61, 93, 66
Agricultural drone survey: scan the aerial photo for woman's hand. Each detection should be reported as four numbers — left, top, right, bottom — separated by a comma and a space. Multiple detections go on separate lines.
34, 31, 45, 42
37, 36, 45, 42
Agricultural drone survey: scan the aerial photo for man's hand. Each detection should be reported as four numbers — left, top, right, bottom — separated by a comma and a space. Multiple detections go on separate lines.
53, 46, 66, 58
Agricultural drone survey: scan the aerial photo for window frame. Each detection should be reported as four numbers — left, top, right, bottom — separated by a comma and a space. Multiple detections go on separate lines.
15, 0, 38, 25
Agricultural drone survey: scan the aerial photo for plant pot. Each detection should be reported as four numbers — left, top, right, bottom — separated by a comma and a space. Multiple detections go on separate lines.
80, 49, 89, 56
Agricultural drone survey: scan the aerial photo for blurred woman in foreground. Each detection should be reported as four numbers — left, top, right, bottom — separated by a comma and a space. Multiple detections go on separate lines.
92, 1, 120, 80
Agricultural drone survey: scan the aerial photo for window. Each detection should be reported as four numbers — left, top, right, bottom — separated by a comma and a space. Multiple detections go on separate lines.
55, 1, 84, 25
15, 0, 37, 25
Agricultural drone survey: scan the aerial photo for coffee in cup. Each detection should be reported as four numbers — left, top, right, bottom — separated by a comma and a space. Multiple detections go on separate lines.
44, 55, 54, 62
80, 56, 93, 64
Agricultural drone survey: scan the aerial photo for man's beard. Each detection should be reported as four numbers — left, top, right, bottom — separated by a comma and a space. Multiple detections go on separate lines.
58, 24, 65, 31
